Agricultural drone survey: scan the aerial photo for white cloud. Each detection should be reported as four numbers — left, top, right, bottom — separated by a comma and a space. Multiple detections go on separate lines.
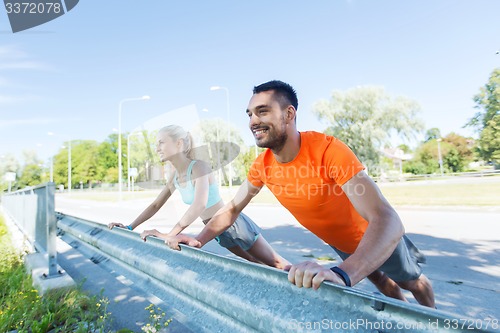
0, 61, 48, 70
0, 45, 48, 71
0, 95, 17, 103
0, 45, 27, 59
0, 46, 49, 106
0, 94, 40, 104
0, 118, 62, 128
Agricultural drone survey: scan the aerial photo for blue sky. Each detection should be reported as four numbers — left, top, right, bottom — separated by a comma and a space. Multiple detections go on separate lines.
1, 0, 499, 164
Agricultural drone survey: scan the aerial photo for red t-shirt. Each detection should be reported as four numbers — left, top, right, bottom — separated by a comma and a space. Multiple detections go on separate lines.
248, 131, 368, 253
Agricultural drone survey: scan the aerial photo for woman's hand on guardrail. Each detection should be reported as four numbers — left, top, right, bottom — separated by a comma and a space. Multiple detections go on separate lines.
140, 229, 160, 242
165, 234, 202, 251
108, 222, 126, 229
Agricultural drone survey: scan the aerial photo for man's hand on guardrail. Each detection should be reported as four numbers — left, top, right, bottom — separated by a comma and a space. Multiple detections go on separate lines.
166, 234, 202, 250
285, 261, 345, 290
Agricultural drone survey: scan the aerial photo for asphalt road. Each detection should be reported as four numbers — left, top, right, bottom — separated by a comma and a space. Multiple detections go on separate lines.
55, 193, 500, 323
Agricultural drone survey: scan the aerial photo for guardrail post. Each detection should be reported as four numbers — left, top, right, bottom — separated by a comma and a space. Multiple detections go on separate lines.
45, 182, 58, 277
1, 182, 75, 292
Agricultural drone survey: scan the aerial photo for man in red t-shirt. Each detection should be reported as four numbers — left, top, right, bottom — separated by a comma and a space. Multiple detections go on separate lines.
174, 80, 435, 307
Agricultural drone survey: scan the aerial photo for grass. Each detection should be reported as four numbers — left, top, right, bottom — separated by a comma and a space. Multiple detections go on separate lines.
377, 178, 500, 206
250, 176, 500, 207
0, 214, 173, 332
0, 215, 112, 333
57, 176, 500, 207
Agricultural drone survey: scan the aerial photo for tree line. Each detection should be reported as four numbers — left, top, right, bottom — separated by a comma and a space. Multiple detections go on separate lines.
1, 68, 498, 192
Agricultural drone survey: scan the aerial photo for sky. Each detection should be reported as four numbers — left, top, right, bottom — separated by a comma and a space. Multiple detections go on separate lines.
1, 0, 499, 165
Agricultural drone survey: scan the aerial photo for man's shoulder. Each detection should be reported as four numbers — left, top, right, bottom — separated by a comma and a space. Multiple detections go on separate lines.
301, 131, 336, 143
300, 131, 339, 151
251, 148, 273, 167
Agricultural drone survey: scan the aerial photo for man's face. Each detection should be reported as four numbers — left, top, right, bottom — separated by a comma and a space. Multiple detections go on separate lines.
246, 91, 288, 151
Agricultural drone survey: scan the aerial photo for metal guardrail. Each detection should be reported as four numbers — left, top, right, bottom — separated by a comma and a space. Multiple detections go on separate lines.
2, 182, 58, 277
57, 212, 497, 333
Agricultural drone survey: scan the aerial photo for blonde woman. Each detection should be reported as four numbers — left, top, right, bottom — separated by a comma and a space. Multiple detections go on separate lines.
108, 125, 289, 269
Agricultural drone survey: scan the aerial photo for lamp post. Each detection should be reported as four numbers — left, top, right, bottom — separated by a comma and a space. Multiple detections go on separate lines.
62, 140, 72, 193
210, 86, 232, 190
127, 131, 144, 192
437, 138, 444, 177
49, 132, 73, 193
118, 96, 150, 199
47, 132, 55, 182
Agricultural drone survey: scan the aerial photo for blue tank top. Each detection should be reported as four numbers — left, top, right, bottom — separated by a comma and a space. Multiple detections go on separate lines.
174, 160, 222, 208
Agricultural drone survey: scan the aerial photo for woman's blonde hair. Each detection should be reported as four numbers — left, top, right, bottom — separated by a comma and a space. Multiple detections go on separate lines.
158, 125, 194, 159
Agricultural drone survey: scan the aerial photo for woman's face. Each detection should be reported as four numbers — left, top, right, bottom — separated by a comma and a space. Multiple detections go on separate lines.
155, 131, 180, 162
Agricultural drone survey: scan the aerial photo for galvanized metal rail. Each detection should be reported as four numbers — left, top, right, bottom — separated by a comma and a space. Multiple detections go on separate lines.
56, 212, 497, 333
2, 182, 59, 277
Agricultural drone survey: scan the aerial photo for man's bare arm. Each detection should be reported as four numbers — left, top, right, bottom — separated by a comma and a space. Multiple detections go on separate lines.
195, 180, 262, 246
337, 170, 404, 286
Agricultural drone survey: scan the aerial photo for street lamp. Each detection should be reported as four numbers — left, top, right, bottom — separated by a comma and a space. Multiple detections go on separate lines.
127, 131, 144, 192
47, 132, 55, 182
118, 96, 150, 199
437, 138, 444, 177
61, 140, 72, 193
210, 86, 232, 191
49, 132, 73, 193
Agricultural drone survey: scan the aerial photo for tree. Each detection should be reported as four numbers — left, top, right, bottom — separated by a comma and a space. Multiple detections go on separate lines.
442, 132, 474, 163
477, 115, 500, 165
0, 154, 20, 191
407, 136, 469, 174
53, 140, 100, 188
312, 86, 424, 175
425, 128, 441, 142
192, 119, 244, 185
126, 130, 160, 184
397, 144, 412, 154
16, 151, 45, 188
467, 68, 500, 164
96, 135, 119, 183
17, 164, 44, 188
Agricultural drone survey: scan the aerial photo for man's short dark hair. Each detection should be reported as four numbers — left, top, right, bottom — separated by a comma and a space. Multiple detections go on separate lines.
253, 80, 298, 111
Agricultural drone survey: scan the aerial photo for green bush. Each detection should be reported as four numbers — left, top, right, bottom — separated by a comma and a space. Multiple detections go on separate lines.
0, 215, 112, 333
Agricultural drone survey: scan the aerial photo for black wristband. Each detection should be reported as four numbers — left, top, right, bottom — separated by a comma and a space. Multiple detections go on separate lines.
330, 266, 351, 287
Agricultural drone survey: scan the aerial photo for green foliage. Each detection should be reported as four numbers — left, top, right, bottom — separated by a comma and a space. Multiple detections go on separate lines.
141, 304, 172, 333
312, 86, 424, 175
127, 130, 161, 183
424, 127, 441, 142
233, 145, 261, 184
192, 119, 245, 185
0, 154, 20, 192
17, 163, 44, 188
406, 134, 474, 174
397, 144, 412, 154
467, 68, 500, 164
443, 132, 475, 161
442, 147, 463, 172
402, 160, 428, 175
0, 215, 112, 333
96, 136, 119, 182
478, 115, 500, 165
409, 140, 440, 174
